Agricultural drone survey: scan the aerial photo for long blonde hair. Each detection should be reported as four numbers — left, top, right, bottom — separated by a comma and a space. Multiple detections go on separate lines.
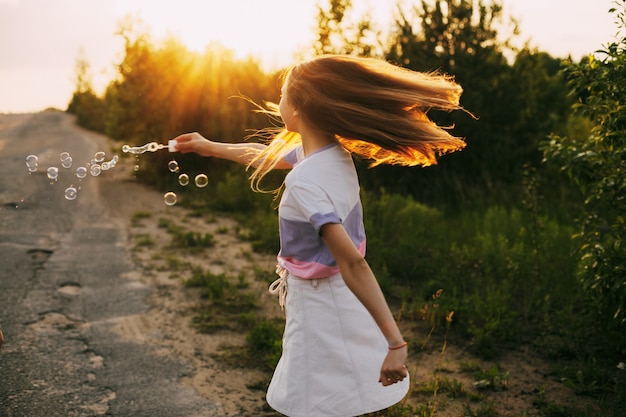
249, 54, 466, 190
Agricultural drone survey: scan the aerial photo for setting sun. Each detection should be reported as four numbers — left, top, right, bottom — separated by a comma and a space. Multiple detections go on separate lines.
113, 0, 323, 70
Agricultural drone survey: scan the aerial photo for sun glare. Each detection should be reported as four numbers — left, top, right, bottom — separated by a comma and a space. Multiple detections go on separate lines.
114, 0, 322, 70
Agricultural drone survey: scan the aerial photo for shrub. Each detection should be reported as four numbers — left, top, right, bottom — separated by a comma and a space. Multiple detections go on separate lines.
363, 189, 443, 288
246, 319, 283, 371
542, 2, 626, 329
184, 268, 231, 300
363, 191, 577, 357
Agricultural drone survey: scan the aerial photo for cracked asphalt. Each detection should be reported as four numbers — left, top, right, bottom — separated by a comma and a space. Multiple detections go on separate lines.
0, 111, 220, 417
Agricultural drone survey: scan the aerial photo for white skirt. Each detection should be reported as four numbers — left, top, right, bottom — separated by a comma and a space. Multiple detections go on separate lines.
266, 271, 409, 417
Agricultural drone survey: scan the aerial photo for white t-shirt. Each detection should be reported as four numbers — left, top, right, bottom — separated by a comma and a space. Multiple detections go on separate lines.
277, 143, 366, 278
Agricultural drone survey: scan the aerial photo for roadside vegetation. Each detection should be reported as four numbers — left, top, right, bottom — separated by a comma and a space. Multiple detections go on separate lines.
70, 1, 626, 415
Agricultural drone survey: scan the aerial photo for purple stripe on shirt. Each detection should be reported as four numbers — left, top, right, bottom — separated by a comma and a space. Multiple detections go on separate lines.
310, 212, 341, 233
278, 202, 365, 266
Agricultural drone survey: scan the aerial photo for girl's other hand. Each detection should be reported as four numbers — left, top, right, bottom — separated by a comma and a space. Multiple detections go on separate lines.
379, 346, 408, 386
172, 132, 212, 156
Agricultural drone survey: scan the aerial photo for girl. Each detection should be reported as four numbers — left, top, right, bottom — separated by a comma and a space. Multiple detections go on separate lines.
172, 54, 465, 417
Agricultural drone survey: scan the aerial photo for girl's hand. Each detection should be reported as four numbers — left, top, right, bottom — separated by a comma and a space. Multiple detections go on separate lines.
379, 345, 408, 386
171, 132, 213, 156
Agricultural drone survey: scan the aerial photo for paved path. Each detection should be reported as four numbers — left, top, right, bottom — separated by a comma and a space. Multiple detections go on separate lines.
0, 111, 219, 417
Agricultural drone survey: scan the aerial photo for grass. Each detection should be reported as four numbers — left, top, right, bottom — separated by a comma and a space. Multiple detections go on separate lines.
163, 254, 189, 270
126, 189, 626, 416
169, 229, 215, 250
131, 210, 151, 227
186, 268, 284, 372
211, 317, 284, 372
133, 233, 155, 248
184, 269, 234, 300
183, 268, 262, 335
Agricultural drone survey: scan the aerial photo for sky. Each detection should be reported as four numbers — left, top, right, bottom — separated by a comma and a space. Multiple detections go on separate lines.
0, 0, 619, 113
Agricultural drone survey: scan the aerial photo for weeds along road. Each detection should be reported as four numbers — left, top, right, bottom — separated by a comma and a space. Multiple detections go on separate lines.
0, 111, 220, 417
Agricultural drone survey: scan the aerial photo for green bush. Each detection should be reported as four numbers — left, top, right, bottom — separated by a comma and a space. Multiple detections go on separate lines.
67, 89, 106, 132
184, 268, 231, 300
190, 170, 280, 253
363, 189, 577, 357
542, 3, 626, 330
440, 207, 576, 355
209, 171, 262, 213
169, 229, 215, 249
363, 189, 443, 288
246, 319, 283, 371
235, 208, 280, 254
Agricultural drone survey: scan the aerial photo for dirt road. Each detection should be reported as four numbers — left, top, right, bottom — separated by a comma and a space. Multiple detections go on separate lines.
0, 111, 227, 417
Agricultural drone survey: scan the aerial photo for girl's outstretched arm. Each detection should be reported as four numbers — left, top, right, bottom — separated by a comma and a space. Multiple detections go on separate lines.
320, 223, 408, 386
172, 132, 291, 169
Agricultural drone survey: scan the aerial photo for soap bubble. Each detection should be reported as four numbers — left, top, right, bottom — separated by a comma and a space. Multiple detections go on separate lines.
90, 164, 101, 177
134, 164, 140, 172
178, 173, 189, 186
47, 166, 59, 180
94, 151, 106, 163
64, 187, 78, 200
194, 174, 208, 188
61, 156, 73, 169
26, 155, 39, 173
163, 192, 177, 206
75, 166, 87, 179
168, 160, 179, 173
122, 145, 131, 153
101, 162, 110, 170
26, 154, 39, 168
60, 152, 70, 161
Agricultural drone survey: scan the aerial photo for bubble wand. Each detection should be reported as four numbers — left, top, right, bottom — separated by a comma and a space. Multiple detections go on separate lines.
122, 140, 178, 154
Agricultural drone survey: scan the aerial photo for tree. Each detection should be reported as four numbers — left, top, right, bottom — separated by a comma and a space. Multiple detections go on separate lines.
313, 0, 380, 57
67, 49, 105, 132
387, 0, 516, 73
542, 1, 626, 326
362, 0, 570, 208
103, 15, 156, 143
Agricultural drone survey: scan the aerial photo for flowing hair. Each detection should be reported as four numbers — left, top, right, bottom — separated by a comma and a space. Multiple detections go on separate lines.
248, 54, 467, 191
